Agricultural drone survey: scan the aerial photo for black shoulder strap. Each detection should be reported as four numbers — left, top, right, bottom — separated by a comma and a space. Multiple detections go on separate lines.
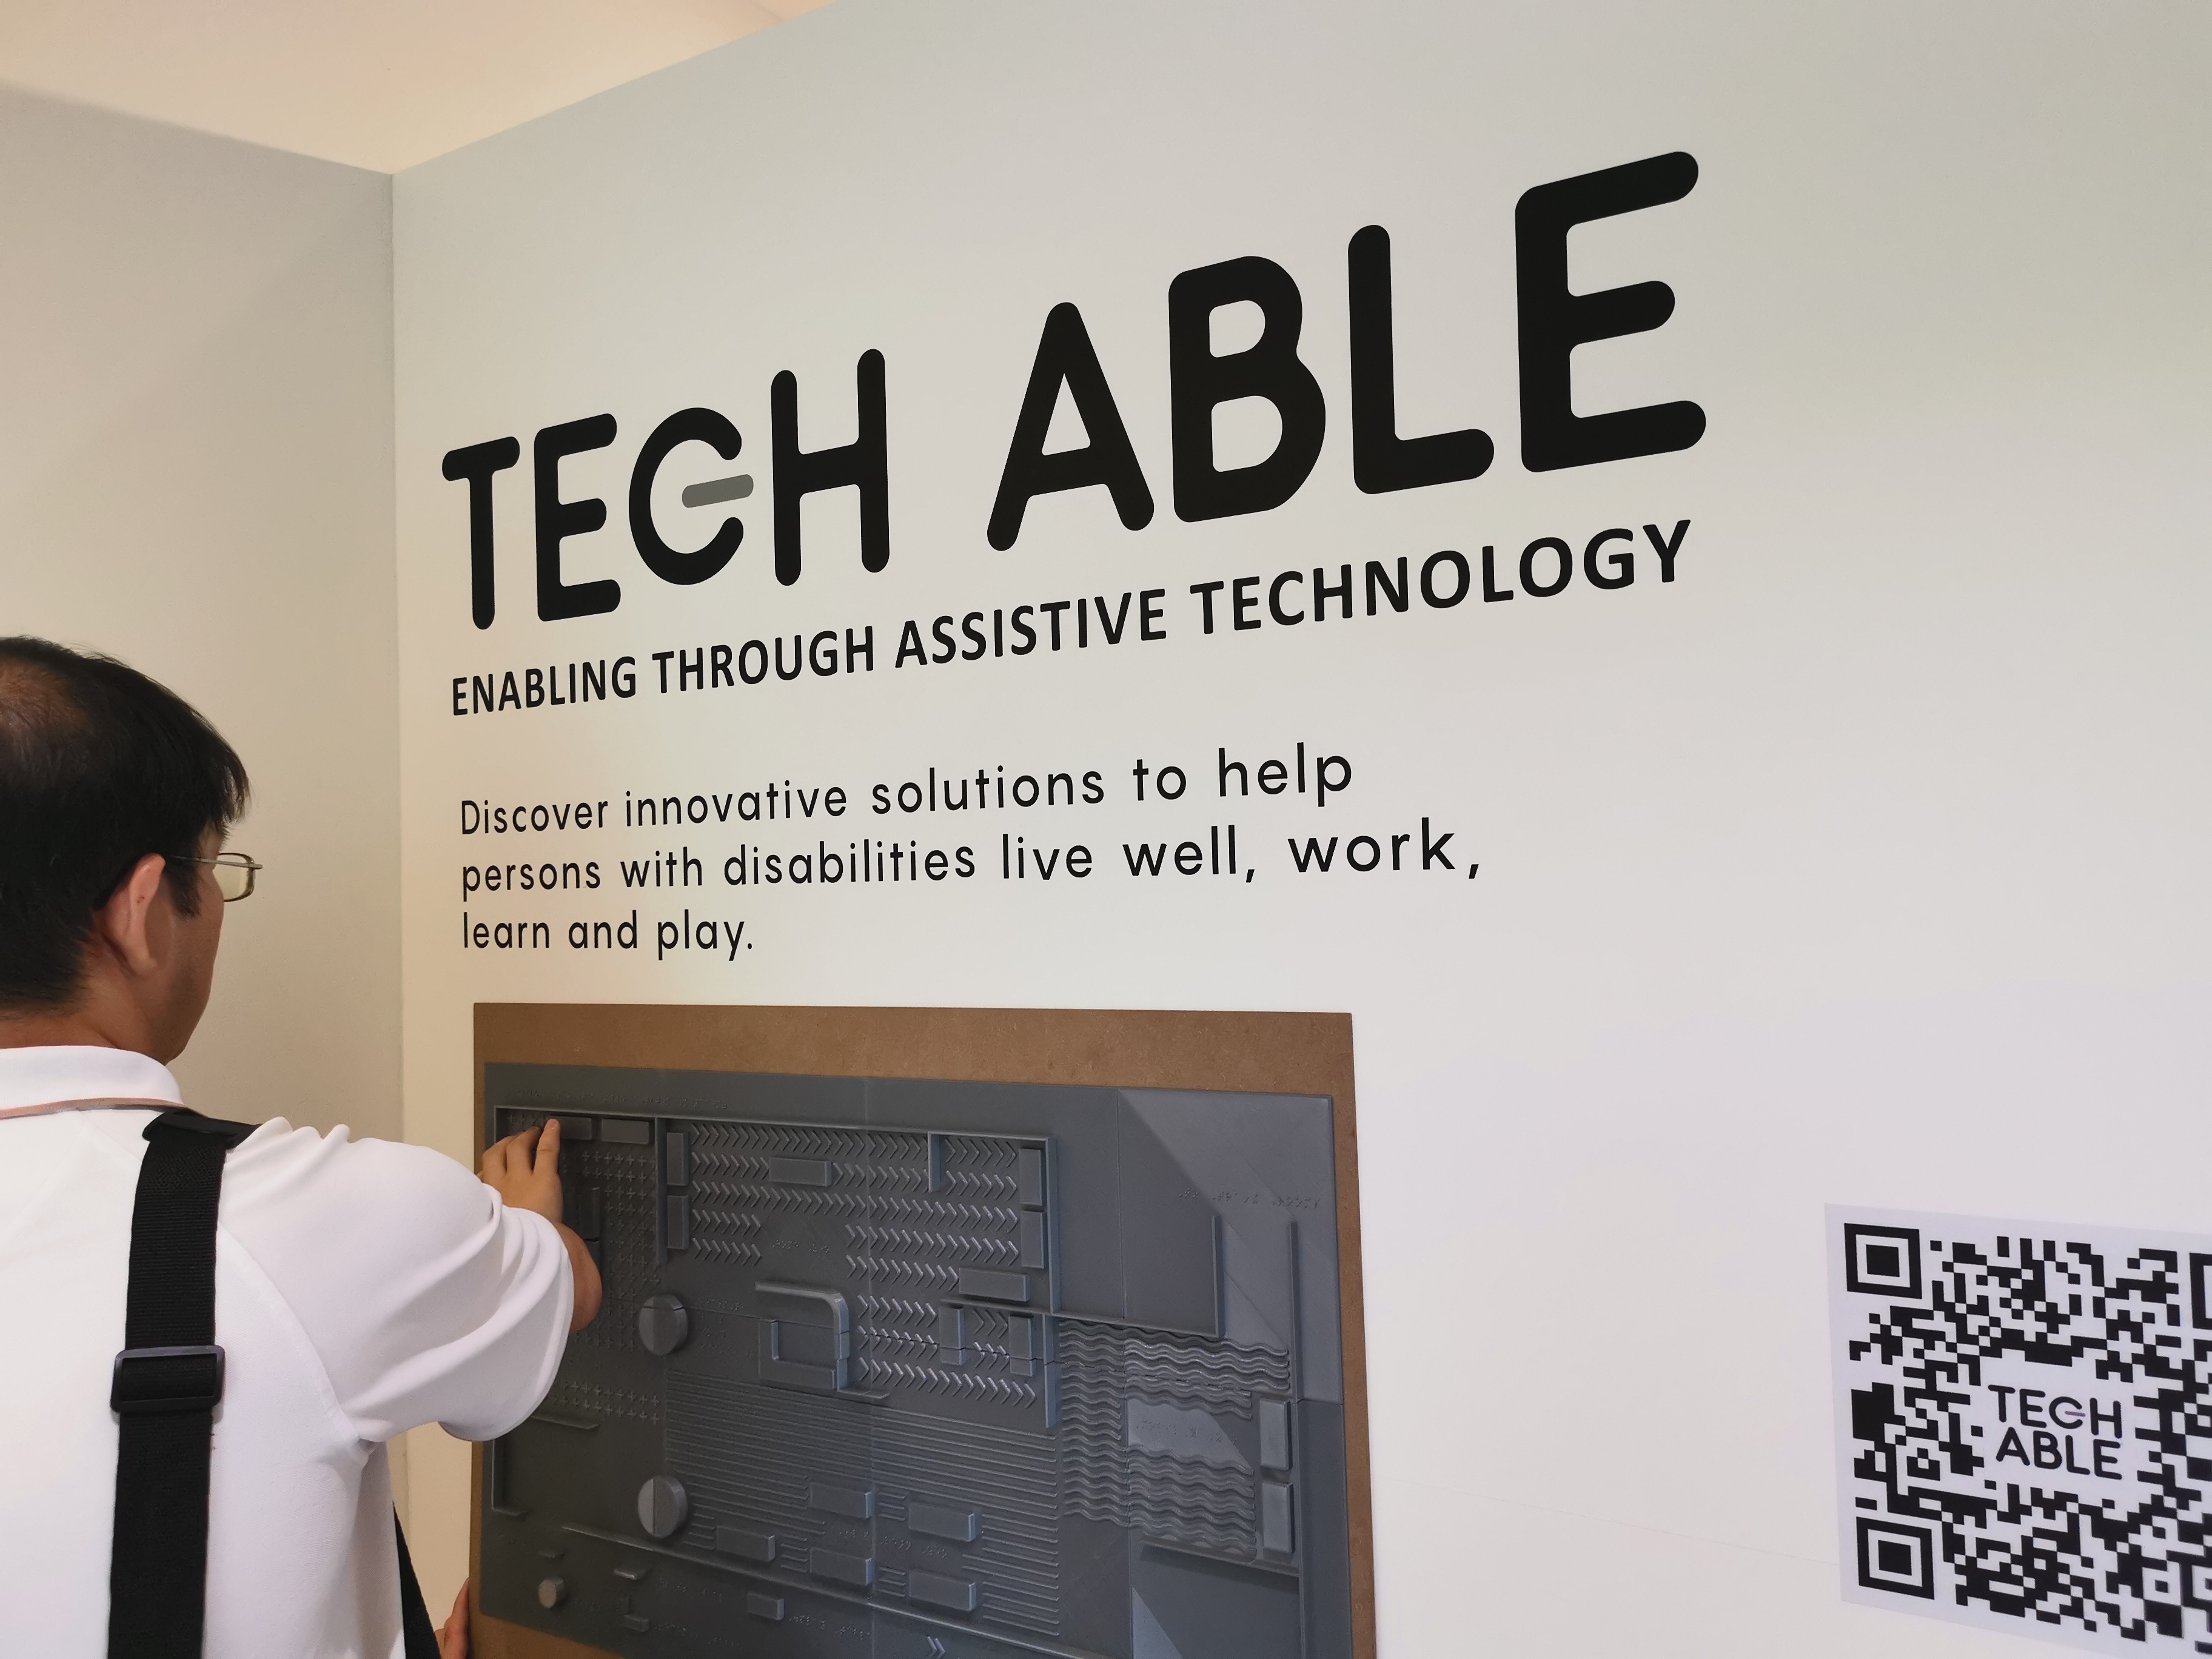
395, 1512, 442, 1655
108, 1109, 251, 1659
109, 1108, 443, 1659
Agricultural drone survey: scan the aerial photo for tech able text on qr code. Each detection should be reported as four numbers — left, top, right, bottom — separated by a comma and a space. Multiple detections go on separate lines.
1829, 1207, 2212, 1655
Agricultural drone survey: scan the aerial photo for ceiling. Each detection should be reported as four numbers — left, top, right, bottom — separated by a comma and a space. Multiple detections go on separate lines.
0, 0, 831, 174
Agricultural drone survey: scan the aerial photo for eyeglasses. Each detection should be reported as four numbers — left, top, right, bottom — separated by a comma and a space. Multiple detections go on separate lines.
175, 853, 261, 902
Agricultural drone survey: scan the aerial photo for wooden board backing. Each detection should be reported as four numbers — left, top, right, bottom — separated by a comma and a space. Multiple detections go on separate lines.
469, 1002, 1372, 1659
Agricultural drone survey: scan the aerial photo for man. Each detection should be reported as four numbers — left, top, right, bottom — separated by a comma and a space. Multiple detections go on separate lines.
0, 635, 603, 1657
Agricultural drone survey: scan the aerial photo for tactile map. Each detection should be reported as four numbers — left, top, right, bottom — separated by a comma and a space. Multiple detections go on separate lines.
481, 1062, 1354, 1659
1830, 1206, 2212, 1654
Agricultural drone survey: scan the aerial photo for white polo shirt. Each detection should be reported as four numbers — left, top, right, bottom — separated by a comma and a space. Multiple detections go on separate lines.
0, 1046, 571, 1658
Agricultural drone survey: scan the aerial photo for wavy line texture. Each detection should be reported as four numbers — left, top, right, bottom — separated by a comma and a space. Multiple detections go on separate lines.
1130, 1450, 1258, 1555
1125, 1332, 1292, 1417
1055, 1319, 1290, 1557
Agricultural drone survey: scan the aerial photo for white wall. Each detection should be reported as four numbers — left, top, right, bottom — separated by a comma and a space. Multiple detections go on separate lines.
7, 3, 2205, 1644
0, 86, 399, 1145
391, 2, 2212, 1649
0, 81, 408, 1513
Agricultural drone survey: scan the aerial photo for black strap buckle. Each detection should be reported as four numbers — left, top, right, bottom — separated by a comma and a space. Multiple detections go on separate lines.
111, 1345, 226, 1415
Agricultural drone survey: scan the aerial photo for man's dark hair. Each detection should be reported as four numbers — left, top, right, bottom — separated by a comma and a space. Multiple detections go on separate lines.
0, 637, 249, 1011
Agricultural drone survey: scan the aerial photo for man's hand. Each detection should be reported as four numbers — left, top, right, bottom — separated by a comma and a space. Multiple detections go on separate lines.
478, 1119, 603, 1333
439, 1580, 470, 1659
480, 1120, 565, 1226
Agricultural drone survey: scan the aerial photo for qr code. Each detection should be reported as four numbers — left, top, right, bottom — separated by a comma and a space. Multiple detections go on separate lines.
1831, 1207, 2212, 1654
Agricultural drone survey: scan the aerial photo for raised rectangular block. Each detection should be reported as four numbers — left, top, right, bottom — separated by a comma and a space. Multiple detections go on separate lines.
957, 1267, 1030, 1304
809, 1483, 874, 1520
935, 1305, 970, 1367
809, 1547, 875, 1588
714, 1527, 776, 1562
746, 1593, 785, 1621
1260, 1480, 1295, 1555
551, 1116, 594, 1141
908, 1502, 978, 1544
907, 1570, 978, 1613
1016, 1145, 1045, 1207
1258, 1399, 1292, 1473
598, 1117, 652, 1145
663, 1193, 690, 1253
1019, 1212, 1048, 1269
769, 1156, 833, 1186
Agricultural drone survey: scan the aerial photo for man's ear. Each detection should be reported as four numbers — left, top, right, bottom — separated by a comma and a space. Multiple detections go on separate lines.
93, 854, 172, 979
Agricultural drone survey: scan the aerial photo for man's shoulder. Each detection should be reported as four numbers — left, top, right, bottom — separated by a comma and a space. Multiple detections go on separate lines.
222, 1119, 488, 1222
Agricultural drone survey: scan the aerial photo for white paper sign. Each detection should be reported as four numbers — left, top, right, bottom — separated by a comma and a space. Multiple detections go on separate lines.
1831, 1207, 2212, 1653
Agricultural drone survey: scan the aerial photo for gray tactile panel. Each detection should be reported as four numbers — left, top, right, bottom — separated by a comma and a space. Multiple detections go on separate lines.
480, 1066, 1351, 1659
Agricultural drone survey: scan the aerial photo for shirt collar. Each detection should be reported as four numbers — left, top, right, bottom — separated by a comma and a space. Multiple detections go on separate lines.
0, 1045, 183, 1118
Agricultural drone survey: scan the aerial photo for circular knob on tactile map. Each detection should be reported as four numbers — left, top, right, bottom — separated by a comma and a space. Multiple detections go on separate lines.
637, 1292, 690, 1356
537, 1577, 567, 1610
638, 1475, 689, 1540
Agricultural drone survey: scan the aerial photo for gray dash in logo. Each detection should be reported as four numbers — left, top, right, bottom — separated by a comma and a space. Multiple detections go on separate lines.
682, 474, 753, 507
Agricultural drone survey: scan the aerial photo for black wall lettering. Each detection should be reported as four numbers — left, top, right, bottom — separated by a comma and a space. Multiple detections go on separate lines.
1520, 537, 1572, 597
534, 415, 622, 621
1347, 226, 1491, 494
1644, 518, 1690, 580
1517, 151, 1705, 471
1584, 526, 1635, 589
771, 349, 889, 586
629, 407, 745, 586
988, 303, 1155, 549
442, 436, 520, 629
1168, 255, 1326, 521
